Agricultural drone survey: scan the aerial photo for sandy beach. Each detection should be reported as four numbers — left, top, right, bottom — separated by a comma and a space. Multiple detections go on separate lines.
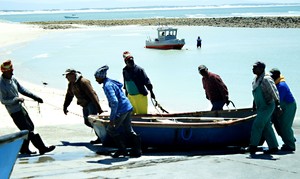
1, 21, 300, 178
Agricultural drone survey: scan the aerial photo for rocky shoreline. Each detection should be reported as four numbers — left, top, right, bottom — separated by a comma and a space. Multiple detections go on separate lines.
25, 16, 300, 29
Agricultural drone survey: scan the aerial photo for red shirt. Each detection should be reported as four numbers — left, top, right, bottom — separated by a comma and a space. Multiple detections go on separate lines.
202, 72, 229, 102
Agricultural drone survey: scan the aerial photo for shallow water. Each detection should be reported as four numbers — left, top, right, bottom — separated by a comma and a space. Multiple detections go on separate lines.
1, 26, 300, 116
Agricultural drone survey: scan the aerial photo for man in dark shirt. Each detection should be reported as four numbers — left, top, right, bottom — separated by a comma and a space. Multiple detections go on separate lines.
122, 51, 155, 114
198, 65, 230, 111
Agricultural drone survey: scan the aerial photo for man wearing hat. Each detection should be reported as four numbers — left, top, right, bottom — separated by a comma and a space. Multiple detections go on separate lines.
245, 61, 280, 155
0, 60, 55, 155
122, 51, 155, 114
198, 64, 230, 111
270, 68, 296, 151
63, 68, 104, 144
95, 65, 142, 158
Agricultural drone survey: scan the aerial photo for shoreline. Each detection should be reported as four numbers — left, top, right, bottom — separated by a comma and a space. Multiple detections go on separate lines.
0, 22, 47, 48
24, 16, 300, 29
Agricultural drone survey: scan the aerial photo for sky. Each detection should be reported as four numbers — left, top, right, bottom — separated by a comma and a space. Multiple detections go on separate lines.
1, 0, 300, 10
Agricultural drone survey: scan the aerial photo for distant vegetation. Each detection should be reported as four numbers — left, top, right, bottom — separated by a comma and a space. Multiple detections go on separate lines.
24, 17, 300, 29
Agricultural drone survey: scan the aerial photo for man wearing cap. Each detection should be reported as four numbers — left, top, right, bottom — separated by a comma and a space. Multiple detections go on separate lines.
0, 60, 55, 155
198, 65, 230, 111
270, 68, 296, 151
95, 65, 142, 158
122, 51, 155, 114
246, 61, 280, 155
63, 68, 104, 144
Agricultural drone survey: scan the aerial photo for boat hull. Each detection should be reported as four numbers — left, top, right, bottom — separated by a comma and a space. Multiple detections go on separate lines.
89, 108, 256, 149
0, 130, 28, 179
145, 39, 185, 50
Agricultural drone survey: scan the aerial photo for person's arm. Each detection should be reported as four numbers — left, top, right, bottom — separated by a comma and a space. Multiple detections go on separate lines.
141, 68, 156, 99
202, 78, 209, 100
262, 76, 280, 104
104, 84, 119, 121
215, 76, 229, 104
63, 84, 74, 115
122, 70, 128, 96
15, 78, 43, 103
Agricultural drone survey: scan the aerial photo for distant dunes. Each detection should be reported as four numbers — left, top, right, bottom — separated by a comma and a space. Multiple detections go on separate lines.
25, 16, 300, 29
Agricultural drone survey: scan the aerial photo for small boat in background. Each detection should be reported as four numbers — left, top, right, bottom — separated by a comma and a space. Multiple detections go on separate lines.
145, 27, 185, 50
0, 130, 28, 179
64, 14, 79, 19
89, 108, 256, 149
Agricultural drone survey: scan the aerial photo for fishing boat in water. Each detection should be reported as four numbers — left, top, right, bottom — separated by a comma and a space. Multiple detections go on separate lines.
64, 14, 79, 19
88, 108, 256, 149
145, 27, 185, 50
0, 130, 28, 178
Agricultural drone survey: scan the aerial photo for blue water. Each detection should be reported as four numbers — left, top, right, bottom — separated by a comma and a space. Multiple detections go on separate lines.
0, 4, 299, 117
0, 4, 300, 22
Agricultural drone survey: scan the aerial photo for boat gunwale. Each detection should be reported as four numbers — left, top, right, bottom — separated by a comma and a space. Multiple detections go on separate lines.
89, 114, 256, 129
0, 130, 29, 146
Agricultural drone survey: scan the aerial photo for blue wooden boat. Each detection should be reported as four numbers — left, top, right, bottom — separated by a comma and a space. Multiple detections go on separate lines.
89, 108, 256, 149
0, 130, 29, 178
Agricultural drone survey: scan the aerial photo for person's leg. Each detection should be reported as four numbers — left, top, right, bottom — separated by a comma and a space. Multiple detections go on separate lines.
83, 102, 102, 144
122, 111, 142, 157
258, 103, 279, 154
279, 102, 297, 150
11, 107, 55, 155
128, 94, 138, 114
31, 133, 56, 155
106, 113, 129, 158
128, 94, 148, 114
82, 104, 93, 128
11, 108, 36, 154
263, 120, 279, 150
250, 106, 274, 147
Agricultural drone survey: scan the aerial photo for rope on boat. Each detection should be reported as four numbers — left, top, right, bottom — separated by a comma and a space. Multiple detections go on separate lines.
226, 100, 237, 111
151, 98, 169, 114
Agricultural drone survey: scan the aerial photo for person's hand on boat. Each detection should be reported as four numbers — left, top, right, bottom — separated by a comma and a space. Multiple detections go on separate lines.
225, 98, 230, 106
17, 97, 24, 103
34, 97, 43, 103
110, 120, 115, 128
252, 101, 256, 111
63, 107, 69, 115
98, 109, 104, 115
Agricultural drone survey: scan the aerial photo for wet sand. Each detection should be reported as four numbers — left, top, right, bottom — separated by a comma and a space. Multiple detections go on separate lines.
3, 120, 299, 178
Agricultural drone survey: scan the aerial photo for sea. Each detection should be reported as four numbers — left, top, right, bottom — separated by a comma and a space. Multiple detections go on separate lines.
0, 4, 299, 117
